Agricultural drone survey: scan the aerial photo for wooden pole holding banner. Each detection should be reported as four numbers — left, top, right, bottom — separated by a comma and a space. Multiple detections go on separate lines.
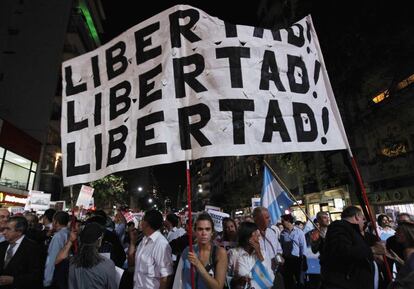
71, 208, 78, 254
185, 161, 195, 289
349, 156, 393, 282
263, 160, 320, 232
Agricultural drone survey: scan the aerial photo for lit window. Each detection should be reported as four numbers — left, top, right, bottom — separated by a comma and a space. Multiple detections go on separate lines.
372, 90, 389, 104
5, 151, 31, 169
372, 73, 414, 104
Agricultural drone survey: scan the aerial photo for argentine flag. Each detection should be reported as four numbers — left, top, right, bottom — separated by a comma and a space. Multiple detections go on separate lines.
251, 259, 273, 289
261, 166, 294, 225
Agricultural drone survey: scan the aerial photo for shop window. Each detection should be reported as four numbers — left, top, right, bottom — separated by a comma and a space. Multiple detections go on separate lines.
28, 172, 36, 190
0, 160, 30, 189
5, 151, 31, 169
0, 148, 37, 191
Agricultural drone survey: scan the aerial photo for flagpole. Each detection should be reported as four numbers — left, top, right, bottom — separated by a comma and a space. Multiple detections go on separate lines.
185, 160, 195, 289
71, 208, 78, 254
349, 156, 393, 282
263, 160, 319, 231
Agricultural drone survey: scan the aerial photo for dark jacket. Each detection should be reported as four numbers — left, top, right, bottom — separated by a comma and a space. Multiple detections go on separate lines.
99, 229, 126, 267
320, 220, 374, 289
0, 237, 44, 289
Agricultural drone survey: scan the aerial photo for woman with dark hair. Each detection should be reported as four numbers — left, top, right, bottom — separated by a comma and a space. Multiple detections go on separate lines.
215, 217, 238, 252
228, 222, 274, 289
174, 212, 228, 289
387, 222, 414, 289
377, 214, 395, 240
68, 222, 117, 289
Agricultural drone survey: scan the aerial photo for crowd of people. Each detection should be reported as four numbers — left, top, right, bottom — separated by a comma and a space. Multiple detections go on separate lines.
0, 205, 413, 289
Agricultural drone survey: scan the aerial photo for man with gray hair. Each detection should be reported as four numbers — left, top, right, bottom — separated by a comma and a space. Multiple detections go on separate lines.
253, 206, 283, 287
310, 211, 330, 254
396, 212, 414, 224
0, 216, 44, 288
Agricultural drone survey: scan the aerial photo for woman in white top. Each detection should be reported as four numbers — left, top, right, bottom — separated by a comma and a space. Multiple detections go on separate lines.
228, 222, 274, 289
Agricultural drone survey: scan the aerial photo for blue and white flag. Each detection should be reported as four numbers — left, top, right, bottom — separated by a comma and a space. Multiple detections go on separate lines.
261, 166, 294, 225
251, 260, 273, 289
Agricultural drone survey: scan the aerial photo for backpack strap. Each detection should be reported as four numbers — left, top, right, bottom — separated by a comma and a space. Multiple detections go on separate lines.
205, 244, 218, 275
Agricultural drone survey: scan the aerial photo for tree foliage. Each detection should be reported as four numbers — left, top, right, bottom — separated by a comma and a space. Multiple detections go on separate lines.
90, 174, 128, 209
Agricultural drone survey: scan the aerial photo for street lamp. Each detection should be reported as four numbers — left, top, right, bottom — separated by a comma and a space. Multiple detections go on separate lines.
138, 186, 143, 192
148, 198, 153, 204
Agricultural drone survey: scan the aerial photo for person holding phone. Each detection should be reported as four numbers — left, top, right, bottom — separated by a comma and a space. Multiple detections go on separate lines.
228, 222, 274, 289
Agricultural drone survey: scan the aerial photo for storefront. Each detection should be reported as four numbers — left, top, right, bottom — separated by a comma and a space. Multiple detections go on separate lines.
368, 186, 414, 218
0, 120, 40, 198
290, 200, 307, 222
0, 191, 28, 208
303, 186, 351, 221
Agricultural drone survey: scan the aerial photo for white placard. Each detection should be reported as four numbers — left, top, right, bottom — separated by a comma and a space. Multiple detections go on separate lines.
61, 5, 349, 186
207, 210, 230, 232
54, 200, 66, 211
27, 191, 51, 211
75, 185, 94, 208
9, 206, 25, 215
251, 197, 261, 209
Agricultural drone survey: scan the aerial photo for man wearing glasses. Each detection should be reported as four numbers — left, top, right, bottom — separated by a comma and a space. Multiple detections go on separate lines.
0, 215, 44, 288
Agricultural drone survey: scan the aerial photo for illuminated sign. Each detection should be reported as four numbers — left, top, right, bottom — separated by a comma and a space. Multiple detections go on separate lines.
0, 192, 27, 205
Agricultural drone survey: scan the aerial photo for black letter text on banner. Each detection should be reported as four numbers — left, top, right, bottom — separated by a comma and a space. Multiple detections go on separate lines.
136, 111, 167, 158
169, 8, 201, 48
173, 54, 207, 98
219, 99, 254, 144
178, 103, 212, 149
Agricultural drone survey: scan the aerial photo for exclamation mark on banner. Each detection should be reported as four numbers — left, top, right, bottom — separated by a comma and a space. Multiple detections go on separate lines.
321, 107, 329, 144
306, 22, 312, 54
312, 60, 321, 99
306, 21, 311, 43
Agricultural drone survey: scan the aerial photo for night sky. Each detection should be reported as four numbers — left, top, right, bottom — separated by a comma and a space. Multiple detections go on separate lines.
99, 1, 263, 200
98, 0, 413, 200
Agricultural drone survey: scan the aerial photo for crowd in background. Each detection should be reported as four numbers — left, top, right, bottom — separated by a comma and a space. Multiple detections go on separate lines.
0, 205, 413, 289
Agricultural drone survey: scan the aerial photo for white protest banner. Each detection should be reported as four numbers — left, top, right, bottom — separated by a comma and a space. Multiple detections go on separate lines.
61, 5, 348, 186
207, 210, 230, 232
28, 191, 51, 211
75, 185, 94, 208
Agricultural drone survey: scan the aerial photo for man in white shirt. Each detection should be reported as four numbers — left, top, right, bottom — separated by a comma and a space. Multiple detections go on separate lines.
128, 209, 173, 289
165, 213, 186, 242
253, 207, 283, 279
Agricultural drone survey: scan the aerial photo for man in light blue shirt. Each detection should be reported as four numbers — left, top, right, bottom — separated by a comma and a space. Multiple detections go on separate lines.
280, 214, 307, 289
43, 211, 70, 288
